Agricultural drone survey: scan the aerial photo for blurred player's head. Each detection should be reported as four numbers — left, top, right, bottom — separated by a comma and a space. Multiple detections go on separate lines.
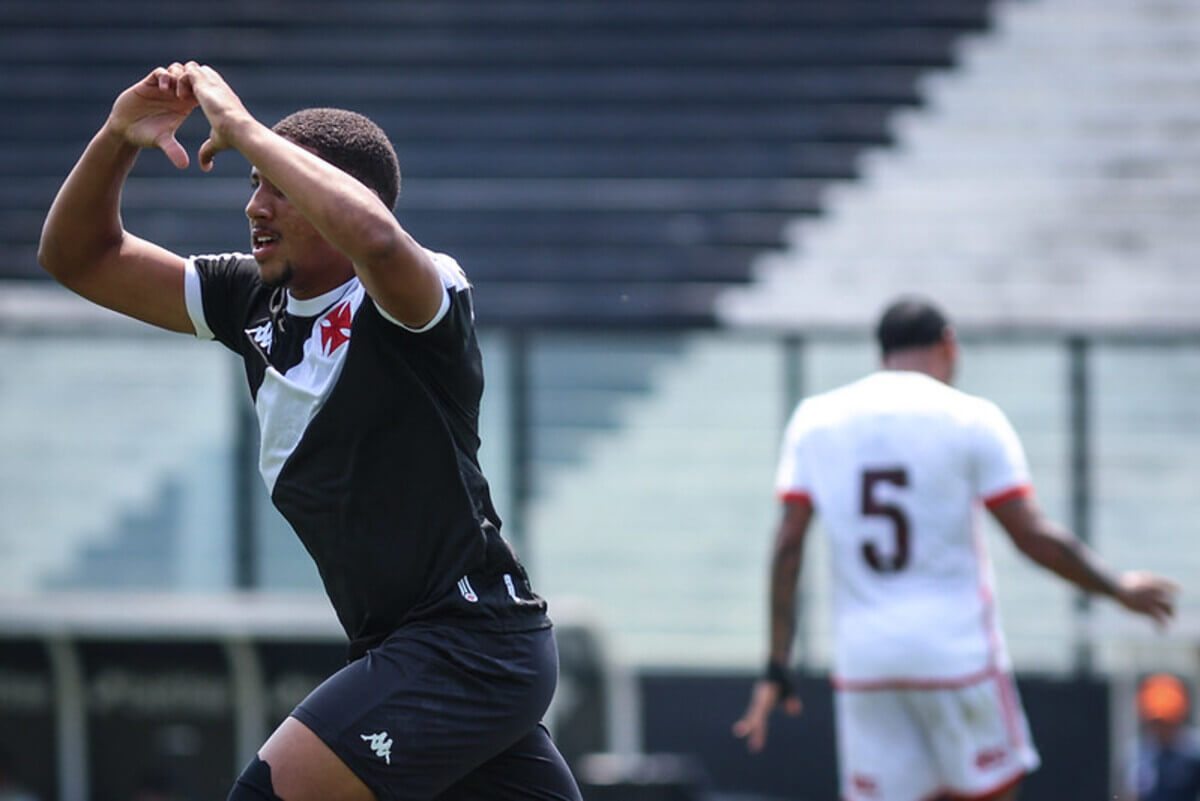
272, 108, 401, 209
876, 296, 958, 383
1139, 673, 1189, 742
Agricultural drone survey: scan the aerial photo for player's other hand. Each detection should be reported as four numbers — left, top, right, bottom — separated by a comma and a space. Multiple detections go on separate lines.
732, 679, 803, 754
107, 63, 199, 169
179, 62, 254, 172
1115, 571, 1179, 627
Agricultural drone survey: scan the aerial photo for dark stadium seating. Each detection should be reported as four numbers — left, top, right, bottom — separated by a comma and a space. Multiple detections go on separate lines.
0, 0, 994, 325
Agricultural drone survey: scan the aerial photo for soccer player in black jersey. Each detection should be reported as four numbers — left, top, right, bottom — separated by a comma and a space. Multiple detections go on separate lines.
39, 62, 581, 801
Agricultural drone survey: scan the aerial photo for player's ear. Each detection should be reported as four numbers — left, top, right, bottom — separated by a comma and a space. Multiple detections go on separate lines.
936, 328, 959, 384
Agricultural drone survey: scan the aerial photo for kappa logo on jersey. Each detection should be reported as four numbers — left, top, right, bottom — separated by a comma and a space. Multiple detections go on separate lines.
246, 320, 274, 354
360, 731, 393, 764
319, 300, 353, 355
457, 576, 479, 603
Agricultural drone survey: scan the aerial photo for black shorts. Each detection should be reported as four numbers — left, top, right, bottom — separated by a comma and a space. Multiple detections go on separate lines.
291, 622, 581, 801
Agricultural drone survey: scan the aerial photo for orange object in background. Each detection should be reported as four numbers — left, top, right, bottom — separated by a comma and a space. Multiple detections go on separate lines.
1138, 673, 1190, 724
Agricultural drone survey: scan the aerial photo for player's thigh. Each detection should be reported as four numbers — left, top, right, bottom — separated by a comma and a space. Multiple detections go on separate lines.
836, 689, 939, 801
913, 674, 1039, 799
434, 724, 581, 801
255, 716, 375, 801
287, 623, 561, 800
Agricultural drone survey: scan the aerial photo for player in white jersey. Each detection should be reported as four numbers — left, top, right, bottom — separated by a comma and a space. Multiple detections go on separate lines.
734, 298, 1177, 801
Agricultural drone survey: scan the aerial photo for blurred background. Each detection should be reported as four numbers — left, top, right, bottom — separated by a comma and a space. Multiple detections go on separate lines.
0, 0, 1197, 799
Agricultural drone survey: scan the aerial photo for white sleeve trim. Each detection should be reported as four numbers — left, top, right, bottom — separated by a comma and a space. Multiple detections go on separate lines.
971, 398, 1032, 498
374, 286, 451, 333
373, 251, 467, 333
183, 258, 214, 340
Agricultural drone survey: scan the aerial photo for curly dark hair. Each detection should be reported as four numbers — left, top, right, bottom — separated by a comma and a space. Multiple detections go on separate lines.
272, 108, 401, 208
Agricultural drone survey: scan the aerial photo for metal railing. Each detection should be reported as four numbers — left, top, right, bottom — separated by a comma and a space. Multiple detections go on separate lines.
2, 311, 1197, 672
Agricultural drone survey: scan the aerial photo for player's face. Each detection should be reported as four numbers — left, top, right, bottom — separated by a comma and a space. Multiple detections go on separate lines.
245, 167, 350, 294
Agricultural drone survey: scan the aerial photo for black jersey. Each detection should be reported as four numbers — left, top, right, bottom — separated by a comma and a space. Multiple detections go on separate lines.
183, 251, 549, 658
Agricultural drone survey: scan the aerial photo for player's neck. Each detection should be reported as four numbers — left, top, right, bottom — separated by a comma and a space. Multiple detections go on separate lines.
286, 264, 357, 301
882, 354, 949, 384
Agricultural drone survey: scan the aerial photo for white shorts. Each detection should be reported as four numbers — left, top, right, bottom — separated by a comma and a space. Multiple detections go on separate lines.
835, 672, 1040, 801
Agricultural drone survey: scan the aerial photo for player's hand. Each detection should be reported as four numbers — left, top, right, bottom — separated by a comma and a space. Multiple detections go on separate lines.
179, 62, 255, 172
1115, 571, 1179, 626
107, 64, 199, 169
732, 679, 802, 754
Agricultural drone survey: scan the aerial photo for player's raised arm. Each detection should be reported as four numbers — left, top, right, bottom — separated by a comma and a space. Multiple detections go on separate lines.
38, 65, 198, 334
180, 62, 444, 328
988, 494, 1178, 626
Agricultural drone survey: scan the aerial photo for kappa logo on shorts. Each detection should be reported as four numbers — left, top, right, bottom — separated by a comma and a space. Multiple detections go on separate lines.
457, 575, 479, 603
360, 731, 393, 764
975, 746, 1008, 770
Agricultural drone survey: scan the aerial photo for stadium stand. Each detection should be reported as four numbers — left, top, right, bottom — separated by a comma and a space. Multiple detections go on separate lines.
717, 0, 1200, 329
5, 0, 1193, 680
534, 0, 1200, 674
3, 2, 1197, 798
0, 325, 235, 593
0, 0, 993, 325
532, 334, 784, 666
0, 0, 997, 593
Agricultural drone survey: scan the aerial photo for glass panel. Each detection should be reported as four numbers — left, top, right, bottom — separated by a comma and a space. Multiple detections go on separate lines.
1092, 343, 1200, 674
13, 322, 1192, 679
477, 330, 513, 547
0, 334, 236, 592
254, 482, 321, 591
530, 332, 784, 667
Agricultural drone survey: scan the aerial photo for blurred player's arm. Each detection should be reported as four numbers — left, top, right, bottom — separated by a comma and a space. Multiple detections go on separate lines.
38, 66, 196, 334
733, 497, 811, 753
181, 62, 445, 329
767, 498, 812, 666
989, 494, 1177, 625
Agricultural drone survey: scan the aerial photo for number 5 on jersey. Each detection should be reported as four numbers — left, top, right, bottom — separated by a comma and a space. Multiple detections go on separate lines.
861, 468, 910, 573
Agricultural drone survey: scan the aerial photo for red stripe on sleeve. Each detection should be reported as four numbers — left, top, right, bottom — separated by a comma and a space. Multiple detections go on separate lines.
982, 484, 1033, 510
779, 490, 813, 508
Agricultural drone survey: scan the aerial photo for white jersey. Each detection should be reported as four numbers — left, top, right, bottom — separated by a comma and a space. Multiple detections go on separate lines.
775, 370, 1032, 687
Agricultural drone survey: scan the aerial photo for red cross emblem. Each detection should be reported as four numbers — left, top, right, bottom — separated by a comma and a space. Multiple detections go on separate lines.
319, 301, 353, 355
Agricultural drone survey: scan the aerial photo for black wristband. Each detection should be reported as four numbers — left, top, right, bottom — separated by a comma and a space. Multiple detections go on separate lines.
764, 660, 793, 697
